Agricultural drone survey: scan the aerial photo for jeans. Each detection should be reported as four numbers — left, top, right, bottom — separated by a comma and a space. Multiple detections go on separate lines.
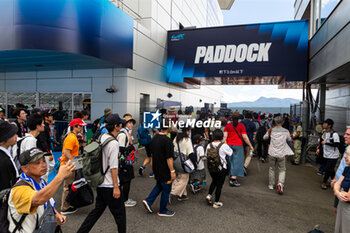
77, 187, 126, 233
209, 170, 227, 202
145, 180, 172, 214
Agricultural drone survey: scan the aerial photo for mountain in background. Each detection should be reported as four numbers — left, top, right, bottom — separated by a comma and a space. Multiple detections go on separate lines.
225, 97, 300, 114
227, 97, 300, 108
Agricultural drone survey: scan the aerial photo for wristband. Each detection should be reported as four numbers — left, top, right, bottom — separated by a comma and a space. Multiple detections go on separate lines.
170, 170, 175, 173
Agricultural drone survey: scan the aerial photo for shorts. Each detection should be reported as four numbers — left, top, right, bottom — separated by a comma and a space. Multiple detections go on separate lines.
145, 144, 152, 157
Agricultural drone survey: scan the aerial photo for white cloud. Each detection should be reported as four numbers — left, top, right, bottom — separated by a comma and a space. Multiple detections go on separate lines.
322, 0, 337, 7
214, 85, 318, 103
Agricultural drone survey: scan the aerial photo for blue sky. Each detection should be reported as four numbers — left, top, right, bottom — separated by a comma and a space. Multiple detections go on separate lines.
222, 0, 295, 25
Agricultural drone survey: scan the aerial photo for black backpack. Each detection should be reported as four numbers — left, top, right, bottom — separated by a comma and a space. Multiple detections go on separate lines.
207, 142, 224, 173
59, 128, 69, 145
0, 180, 34, 233
91, 117, 102, 134
190, 145, 201, 170
91, 125, 106, 142
256, 121, 269, 141
331, 132, 346, 155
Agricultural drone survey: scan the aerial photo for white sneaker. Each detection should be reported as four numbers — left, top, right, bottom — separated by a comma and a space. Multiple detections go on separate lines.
124, 199, 137, 207
268, 185, 274, 190
206, 194, 212, 205
213, 202, 223, 208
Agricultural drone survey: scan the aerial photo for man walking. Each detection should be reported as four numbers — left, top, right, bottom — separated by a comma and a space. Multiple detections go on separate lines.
77, 114, 126, 233
142, 120, 176, 217
264, 116, 294, 195
256, 115, 270, 163
241, 113, 256, 175
60, 118, 87, 215
291, 117, 303, 165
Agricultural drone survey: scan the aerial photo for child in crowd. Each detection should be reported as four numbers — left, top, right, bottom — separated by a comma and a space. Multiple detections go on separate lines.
190, 134, 206, 193
206, 129, 233, 208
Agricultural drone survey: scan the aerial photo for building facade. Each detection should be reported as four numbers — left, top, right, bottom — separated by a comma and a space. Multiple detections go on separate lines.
294, 0, 350, 132
0, 0, 225, 123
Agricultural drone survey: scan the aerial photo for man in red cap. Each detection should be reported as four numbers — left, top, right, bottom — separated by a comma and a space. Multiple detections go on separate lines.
60, 118, 87, 215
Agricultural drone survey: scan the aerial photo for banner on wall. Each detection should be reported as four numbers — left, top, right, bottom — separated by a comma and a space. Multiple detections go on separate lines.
167, 20, 309, 84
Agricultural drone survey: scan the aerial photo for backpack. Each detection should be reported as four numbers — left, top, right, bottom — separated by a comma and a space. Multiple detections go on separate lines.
82, 134, 115, 188
117, 131, 136, 165
59, 128, 68, 145
191, 145, 202, 170
331, 132, 346, 155
0, 180, 33, 233
137, 126, 152, 146
207, 142, 224, 173
12, 135, 31, 173
91, 125, 106, 142
91, 117, 102, 134
256, 121, 269, 141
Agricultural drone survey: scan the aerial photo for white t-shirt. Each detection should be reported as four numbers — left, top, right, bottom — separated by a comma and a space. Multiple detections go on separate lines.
206, 142, 233, 169
11, 134, 37, 158
117, 128, 129, 148
323, 132, 340, 159
173, 137, 194, 156
98, 134, 120, 188
20, 134, 37, 153
194, 145, 206, 170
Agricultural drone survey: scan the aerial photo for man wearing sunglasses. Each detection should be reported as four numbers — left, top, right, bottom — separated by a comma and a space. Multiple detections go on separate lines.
60, 118, 87, 215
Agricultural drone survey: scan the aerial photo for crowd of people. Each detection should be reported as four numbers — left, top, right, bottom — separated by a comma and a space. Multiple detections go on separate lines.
0, 106, 349, 233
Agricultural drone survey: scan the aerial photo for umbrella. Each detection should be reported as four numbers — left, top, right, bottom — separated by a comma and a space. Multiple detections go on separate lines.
156, 101, 181, 109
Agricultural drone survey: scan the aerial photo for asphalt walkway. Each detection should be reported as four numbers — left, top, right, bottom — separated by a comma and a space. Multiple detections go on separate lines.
56, 150, 336, 233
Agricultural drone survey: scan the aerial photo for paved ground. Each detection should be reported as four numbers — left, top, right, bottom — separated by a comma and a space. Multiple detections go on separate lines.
55, 149, 336, 233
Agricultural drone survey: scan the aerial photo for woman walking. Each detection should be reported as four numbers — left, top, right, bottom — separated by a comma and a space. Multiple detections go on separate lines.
224, 112, 254, 187
171, 127, 194, 201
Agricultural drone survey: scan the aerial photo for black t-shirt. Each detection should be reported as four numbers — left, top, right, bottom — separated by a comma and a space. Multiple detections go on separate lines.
150, 134, 174, 182
341, 167, 350, 192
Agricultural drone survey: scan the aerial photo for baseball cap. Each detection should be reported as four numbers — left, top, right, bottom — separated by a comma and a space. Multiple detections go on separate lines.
323, 118, 334, 126
105, 114, 126, 125
19, 148, 50, 166
69, 118, 88, 127
0, 107, 4, 113
292, 117, 299, 122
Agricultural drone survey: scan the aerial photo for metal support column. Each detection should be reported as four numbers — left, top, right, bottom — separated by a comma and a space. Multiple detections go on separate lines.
301, 83, 310, 164
319, 83, 326, 122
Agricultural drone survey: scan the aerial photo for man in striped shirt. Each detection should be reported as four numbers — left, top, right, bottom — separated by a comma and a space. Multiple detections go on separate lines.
264, 116, 294, 195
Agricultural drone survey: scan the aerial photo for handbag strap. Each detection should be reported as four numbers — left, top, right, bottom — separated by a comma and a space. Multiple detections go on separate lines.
177, 141, 183, 162
231, 122, 244, 144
